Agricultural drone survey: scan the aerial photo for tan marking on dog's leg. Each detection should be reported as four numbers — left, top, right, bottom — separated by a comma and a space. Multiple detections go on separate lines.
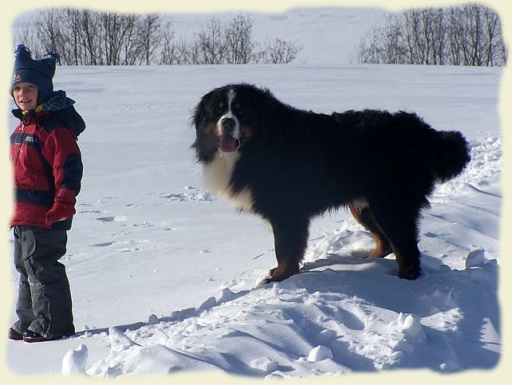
368, 233, 392, 259
349, 202, 363, 223
349, 200, 392, 259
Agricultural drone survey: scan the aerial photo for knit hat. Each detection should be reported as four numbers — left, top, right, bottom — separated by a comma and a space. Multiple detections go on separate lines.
12, 44, 59, 104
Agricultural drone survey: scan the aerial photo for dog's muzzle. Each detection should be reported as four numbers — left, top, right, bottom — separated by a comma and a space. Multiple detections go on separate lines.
218, 116, 241, 152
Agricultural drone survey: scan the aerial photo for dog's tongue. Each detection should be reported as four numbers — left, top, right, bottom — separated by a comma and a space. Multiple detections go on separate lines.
219, 136, 239, 152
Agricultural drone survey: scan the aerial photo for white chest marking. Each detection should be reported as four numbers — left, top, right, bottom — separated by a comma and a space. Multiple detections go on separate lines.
203, 151, 254, 212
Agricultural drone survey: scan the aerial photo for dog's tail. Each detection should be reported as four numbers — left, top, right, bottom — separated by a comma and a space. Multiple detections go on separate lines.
430, 130, 471, 182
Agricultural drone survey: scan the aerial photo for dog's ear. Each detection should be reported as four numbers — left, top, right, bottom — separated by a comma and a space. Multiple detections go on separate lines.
192, 105, 202, 128
259, 87, 280, 116
192, 92, 210, 128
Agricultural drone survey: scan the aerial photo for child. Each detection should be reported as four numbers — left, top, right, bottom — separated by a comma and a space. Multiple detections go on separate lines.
8, 44, 85, 342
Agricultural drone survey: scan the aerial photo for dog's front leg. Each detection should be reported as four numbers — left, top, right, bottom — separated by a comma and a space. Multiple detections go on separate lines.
260, 215, 310, 284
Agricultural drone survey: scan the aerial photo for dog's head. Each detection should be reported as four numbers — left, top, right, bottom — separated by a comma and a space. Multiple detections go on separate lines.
192, 84, 272, 162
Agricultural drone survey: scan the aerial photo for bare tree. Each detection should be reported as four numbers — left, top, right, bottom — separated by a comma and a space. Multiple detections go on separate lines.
382, 14, 405, 64
160, 19, 179, 64
357, 4, 506, 66
224, 14, 255, 64
13, 15, 40, 56
80, 9, 102, 65
402, 9, 446, 65
135, 14, 162, 65
257, 37, 302, 64
357, 28, 383, 64
61, 9, 83, 65
33, 9, 63, 55
465, 4, 504, 66
195, 17, 226, 64
14, 9, 303, 66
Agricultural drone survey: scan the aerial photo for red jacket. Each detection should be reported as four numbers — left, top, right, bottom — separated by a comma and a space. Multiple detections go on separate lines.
10, 91, 84, 230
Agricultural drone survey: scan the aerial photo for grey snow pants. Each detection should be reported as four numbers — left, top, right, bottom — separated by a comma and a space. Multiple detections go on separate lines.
11, 226, 75, 338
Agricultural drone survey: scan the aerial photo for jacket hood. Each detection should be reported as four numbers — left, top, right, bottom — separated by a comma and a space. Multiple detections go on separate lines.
12, 90, 86, 138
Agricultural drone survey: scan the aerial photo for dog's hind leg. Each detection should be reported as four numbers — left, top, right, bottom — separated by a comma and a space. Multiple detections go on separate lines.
349, 200, 392, 259
366, 199, 422, 280
260, 216, 310, 284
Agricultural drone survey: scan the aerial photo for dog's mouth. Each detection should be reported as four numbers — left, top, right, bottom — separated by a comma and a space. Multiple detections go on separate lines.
217, 113, 242, 153
219, 135, 240, 153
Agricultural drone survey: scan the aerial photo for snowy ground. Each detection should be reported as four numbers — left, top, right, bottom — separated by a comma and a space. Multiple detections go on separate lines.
1, 4, 509, 385
3, 61, 504, 380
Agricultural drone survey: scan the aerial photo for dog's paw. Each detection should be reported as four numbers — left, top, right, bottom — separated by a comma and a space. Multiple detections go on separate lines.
398, 264, 421, 280
256, 276, 273, 288
257, 263, 300, 286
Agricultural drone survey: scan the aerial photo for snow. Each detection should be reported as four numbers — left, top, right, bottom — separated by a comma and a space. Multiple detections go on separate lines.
61, 344, 88, 375
1, 3, 509, 385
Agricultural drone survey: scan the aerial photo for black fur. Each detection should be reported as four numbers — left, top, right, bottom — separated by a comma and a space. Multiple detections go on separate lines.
192, 83, 470, 282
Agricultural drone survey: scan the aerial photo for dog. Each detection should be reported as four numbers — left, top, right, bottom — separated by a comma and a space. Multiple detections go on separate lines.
192, 83, 470, 283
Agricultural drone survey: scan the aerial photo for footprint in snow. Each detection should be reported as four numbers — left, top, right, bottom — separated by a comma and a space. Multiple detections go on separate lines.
96, 216, 128, 223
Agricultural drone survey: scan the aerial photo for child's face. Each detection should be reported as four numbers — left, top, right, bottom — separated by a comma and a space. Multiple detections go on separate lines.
13, 82, 38, 112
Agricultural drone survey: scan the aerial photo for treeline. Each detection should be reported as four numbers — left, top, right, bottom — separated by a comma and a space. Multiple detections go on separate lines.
357, 4, 507, 66
14, 9, 303, 65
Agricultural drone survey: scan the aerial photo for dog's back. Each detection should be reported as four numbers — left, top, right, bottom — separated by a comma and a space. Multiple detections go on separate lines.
331, 109, 470, 185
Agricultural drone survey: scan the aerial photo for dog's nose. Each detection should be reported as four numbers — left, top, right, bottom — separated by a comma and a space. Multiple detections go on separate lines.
221, 117, 237, 133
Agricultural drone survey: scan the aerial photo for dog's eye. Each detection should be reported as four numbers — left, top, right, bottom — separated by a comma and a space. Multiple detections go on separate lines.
215, 102, 225, 113
233, 103, 243, 115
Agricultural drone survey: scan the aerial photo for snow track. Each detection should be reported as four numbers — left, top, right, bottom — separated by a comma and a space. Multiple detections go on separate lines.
80, 252, 498, 378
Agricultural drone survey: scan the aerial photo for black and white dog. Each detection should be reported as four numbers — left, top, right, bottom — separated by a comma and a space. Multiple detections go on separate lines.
192, 83, 470, 283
